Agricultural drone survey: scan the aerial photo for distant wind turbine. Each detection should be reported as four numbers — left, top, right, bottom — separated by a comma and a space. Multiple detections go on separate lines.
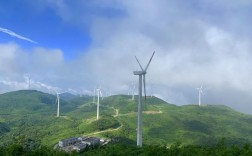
196, 86, 203, 106
24, 74, 31, 89
55, 91, 66, 117
150, 84, 153, 98
93, 88, 96, 103
28, 75, 31, 89
131, 83, 136, 100
96, 88, 102, 120
133, 51, 155, 147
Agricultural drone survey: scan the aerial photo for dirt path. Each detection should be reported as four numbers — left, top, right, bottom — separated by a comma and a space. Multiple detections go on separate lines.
60, 115, 74, 121
113, 108, 119, 117
86, 124, 123, 136
84, 105, 162, 136
84, 107, 122, 136
143, 110, 162, 114
117, 109, 162, 116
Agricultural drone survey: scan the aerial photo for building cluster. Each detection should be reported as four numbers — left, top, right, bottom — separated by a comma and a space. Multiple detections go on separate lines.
58, 136, 106, 152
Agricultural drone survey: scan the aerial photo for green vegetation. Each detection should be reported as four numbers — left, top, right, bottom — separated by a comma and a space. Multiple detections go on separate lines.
82, 140, 252, 156
0, 144, 74, 156
1, 140, 252, 156
77, 115, 120, 134
1, 90, 252, 151
0, 122, 10, 135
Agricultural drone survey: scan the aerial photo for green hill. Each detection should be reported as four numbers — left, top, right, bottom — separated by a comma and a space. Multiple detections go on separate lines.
95, 95, 252, 146
0, 90, 89, 146
0, 122, 10, 135
0, 91, 252, 147
0, 90, 57, 114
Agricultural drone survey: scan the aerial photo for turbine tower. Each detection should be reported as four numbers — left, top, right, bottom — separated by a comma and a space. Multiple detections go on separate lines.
24, 74, 31, 89
133, 51, 155, 147
55, 91, 66, 117
28, 75, 31, 89
197, 86, 203, 106
132, 83, 136, 100
93, 88, 96, 103
96, 88, 102, 120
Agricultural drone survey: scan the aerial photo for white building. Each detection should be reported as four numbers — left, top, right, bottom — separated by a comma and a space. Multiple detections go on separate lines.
73, 143, 87, 152
81, 137, 100, 146
59, 137, 79, 147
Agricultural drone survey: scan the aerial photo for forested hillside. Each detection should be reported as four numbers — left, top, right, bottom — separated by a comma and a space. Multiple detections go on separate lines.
0, 90, 252, 149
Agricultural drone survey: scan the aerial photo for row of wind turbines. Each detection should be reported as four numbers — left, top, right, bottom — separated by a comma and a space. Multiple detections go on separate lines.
23, 51, 204, 148
48, 51, 203, 147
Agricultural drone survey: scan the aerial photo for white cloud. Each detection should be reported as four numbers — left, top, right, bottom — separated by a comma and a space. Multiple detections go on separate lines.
2, 1, 252, 114
0, 27, 37, 44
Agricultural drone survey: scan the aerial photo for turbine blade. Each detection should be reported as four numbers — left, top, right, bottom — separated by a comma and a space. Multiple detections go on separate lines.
144, 51, 155, 71
135, 56, 144, 71
143, 75, 146, 100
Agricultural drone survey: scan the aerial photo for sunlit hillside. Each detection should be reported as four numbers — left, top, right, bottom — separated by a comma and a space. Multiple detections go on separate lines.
0, 90, 252, 147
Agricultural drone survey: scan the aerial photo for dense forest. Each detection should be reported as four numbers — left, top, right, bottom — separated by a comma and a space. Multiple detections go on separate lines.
1, 90, 252, 155
1, 140, 252, 156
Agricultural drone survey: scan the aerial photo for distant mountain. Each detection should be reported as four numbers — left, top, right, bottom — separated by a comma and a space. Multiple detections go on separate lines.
0, 90, 56, 114
0, 91, 252, 147
59, 92, 77, 100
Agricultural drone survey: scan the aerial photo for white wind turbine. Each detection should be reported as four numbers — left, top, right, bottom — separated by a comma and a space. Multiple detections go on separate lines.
24, 74, 31, 89
55, 91, 66, 117
150, 84, 153, 98
93, 88, 96, 103
96, 88, 102, 120
133, 51, 155, 147
131, 83, 136, 100
196, 86, 203, 106
28, 75, 31, 89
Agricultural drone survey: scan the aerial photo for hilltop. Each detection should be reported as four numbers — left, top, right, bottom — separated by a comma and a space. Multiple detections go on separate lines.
0, 90, 252, 147
96, 95, 252, 145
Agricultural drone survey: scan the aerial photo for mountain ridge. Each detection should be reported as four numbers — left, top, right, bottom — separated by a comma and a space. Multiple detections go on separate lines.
0, 90, 252, 146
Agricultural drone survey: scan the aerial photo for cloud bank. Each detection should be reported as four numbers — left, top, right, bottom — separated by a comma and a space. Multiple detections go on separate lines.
1, 0, 252, 114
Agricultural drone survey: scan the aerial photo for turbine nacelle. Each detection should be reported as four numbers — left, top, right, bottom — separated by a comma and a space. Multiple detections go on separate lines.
133, 71, 146, 75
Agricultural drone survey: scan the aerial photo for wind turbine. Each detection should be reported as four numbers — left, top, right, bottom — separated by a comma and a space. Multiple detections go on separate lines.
133, 51, 155, 147
150, 84, 153, 98
24, 74, 31, 89
131, 83, 136, 100
196, 86, 203, 106
28, 75, 31, 89
93, 88, 96, 103
96, 88, 102, 120
55, 91, 66, 117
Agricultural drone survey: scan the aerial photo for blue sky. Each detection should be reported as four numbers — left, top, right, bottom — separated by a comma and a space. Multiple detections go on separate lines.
1, 0, 252, 114
0, 0, 93, 59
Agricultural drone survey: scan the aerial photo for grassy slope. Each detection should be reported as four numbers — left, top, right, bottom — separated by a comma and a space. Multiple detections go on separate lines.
0, 122, 10, 135
0, 91, 252, 147
0, 90, 81, 146
0, 90, 119, 146
101, 95, 252, 146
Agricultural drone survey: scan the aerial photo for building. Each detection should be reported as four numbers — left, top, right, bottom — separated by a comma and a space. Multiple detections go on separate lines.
58, 136, 103, 153
81, 137, 100, 146
59, 137, 79, 147
73, 143, 87, 152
